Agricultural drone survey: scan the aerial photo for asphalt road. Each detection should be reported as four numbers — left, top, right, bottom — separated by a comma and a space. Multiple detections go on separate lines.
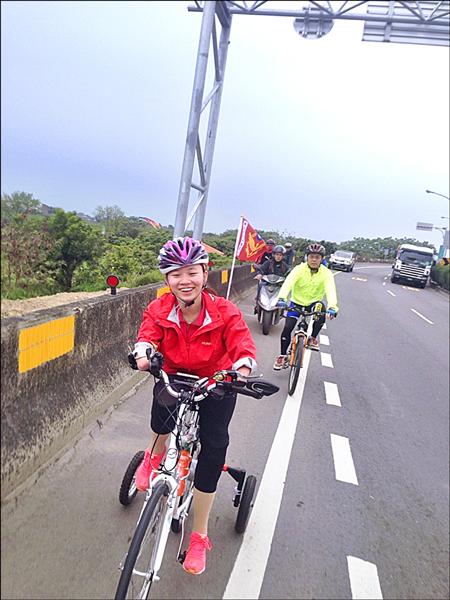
2, 264, 449, 600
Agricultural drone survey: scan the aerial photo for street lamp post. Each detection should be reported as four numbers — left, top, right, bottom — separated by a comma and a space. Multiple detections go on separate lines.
425, 189, 450, 202
424, 190, 450, 258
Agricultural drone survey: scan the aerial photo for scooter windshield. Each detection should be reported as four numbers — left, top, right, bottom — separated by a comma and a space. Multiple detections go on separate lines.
262, 274, 285, 284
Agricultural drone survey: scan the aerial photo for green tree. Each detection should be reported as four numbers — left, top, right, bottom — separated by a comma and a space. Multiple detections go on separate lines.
48, 209, 104, 291
1, 191, 41, 224
93, 205, 136, 241
1, 213, 53, 297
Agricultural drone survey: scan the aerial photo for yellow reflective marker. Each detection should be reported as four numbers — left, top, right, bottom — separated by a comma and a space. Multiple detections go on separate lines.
156, 286, 170, 298
19, 316, 75, 373
221, 270, 228, 284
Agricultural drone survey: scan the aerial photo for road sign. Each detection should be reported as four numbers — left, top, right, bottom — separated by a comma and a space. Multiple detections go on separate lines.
416, 222, 434, 231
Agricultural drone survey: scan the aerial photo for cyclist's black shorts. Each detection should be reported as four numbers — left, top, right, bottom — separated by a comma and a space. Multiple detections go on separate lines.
150, 375, 237, 493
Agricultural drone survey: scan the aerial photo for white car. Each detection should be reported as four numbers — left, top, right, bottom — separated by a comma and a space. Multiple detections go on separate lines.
329, 250, 356, 272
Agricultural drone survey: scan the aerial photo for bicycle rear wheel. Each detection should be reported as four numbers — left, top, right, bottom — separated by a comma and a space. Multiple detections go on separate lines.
288, 335, 304, 396
115, 481, 170, 600
235, 475, 257, 534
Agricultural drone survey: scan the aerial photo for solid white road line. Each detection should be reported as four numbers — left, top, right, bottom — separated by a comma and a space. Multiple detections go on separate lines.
347, 556, 383, 599
330, 434, 358, 485
324, 381, 341, 407
322, 323, 327, 330
386, 290, 396, 297
320, 334, 330, 345
410, 308, 434, 325
223, 351, 312, 599
321, 352, 334, 368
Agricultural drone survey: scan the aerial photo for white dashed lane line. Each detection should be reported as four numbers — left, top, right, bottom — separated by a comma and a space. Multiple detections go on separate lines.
386, 290, 396, 297
347, 556, 383, 599
321, 332, 383, 599
321, 352, 334, 368
330, 434, 359, 485
324, 381, 341, 406
410, 308, 434, 325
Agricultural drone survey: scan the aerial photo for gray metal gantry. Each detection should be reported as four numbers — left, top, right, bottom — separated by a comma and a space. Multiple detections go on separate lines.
173, 1, 450, 239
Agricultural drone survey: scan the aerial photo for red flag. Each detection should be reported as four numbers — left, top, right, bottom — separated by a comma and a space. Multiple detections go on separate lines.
139, 217, 162, 229
236, 217, 266, 262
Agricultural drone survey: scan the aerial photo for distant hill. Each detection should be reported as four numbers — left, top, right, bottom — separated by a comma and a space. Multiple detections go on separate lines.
40, 202, 95, 223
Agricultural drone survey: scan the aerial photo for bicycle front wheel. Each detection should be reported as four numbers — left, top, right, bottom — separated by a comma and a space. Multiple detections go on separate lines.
288, 335, 304, 396
115, 481, 170, 600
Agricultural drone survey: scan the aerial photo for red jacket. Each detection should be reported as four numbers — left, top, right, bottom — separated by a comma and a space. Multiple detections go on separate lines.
137, 291, 257, 378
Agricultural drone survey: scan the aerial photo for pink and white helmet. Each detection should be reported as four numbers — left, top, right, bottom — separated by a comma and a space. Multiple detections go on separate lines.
158, 237, 209, 274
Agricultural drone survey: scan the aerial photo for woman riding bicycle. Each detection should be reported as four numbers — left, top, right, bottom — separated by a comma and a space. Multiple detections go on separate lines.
274, 242, 339, 369
132, 236, 257, 576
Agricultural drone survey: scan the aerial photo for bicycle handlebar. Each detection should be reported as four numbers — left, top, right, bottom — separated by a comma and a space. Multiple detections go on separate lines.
281, 308, 329, 318
127, 352, 279, 401
159, 369, 278, 401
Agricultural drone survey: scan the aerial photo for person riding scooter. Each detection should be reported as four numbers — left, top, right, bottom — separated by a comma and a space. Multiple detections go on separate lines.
254, 245, 290, 309
284, 242, 295, 268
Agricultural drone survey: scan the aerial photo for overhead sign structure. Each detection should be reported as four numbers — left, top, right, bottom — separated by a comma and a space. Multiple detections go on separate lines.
174, 2, 450, 239
363, 1, 450, 46
416, 222, 434, 231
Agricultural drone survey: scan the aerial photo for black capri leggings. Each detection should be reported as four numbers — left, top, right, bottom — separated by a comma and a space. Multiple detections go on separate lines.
280, 301, 326, 355
150, 377, 237, 493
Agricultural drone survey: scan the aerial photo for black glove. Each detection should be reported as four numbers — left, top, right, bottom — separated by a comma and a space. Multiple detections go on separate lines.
128, 352, 138, 370
148, 350, 164, 377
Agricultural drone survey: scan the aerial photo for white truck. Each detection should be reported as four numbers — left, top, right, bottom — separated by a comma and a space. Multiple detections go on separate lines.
391, 244, 434, 288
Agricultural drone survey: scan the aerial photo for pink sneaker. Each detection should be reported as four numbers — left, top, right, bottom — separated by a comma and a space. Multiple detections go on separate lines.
135, 450, 164, 491
183, 532, 212, 575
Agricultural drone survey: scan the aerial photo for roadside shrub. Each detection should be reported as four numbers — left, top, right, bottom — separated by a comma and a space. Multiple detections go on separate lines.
125, 270, 164, 288
431, 263, 449, 290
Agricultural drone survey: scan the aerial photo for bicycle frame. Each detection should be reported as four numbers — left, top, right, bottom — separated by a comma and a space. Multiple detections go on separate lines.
287, 311, 311, 364
130, 382, 201, 583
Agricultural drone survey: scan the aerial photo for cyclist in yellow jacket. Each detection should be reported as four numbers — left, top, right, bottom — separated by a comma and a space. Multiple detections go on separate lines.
274, 242, 339, 369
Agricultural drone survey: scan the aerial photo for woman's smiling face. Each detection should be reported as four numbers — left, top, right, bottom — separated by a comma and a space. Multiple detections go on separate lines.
166, 264, 207, 305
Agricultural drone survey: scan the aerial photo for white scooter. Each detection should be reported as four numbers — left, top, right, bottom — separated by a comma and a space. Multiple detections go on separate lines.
255, 274, 286, 335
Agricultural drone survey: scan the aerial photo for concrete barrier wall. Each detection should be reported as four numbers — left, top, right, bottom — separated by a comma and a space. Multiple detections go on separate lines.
0, 264, 255, 499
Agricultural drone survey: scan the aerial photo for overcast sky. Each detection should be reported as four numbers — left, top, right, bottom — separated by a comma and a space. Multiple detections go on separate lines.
2, 1, 449, 247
